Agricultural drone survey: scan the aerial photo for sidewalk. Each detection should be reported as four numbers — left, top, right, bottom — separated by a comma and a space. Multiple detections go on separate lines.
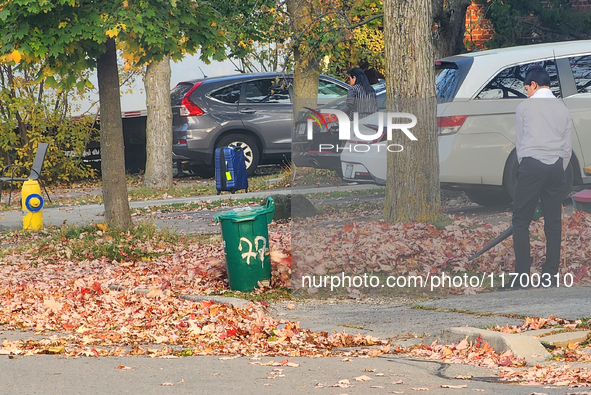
0, 183, 383, 232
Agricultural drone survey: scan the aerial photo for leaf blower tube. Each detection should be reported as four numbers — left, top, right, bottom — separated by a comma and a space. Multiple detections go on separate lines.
468, 201, 544, 261
468, 226, 513, 261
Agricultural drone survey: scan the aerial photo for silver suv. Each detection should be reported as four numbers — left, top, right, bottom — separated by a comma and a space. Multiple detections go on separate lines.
340, 40, 591, 206
171, 73, 349, 176
437, 40, 591, 205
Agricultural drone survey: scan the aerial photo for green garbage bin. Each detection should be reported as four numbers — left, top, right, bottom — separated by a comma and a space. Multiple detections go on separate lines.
214, 197, 275, 292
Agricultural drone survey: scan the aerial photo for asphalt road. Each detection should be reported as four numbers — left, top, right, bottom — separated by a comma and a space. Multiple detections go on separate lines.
0, 353, 570, 395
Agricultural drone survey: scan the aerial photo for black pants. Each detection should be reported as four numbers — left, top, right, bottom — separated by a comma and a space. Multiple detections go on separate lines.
512, 157, 565, 276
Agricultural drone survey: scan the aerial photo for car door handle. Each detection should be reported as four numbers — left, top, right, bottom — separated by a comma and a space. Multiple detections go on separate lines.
240, 108, 256, 114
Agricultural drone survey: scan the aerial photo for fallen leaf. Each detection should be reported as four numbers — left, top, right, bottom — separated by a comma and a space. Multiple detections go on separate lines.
43, 298, 63, 313
146, 288, 165, 299
568, 343, 579, 350
354, 375, 372, 382
441, 384, 468, 388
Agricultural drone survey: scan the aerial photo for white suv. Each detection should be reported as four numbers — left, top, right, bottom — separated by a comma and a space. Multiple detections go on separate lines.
341, 40, 591, 206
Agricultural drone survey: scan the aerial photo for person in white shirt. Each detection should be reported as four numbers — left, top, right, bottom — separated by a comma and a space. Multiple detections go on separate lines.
508, 66, 573, 290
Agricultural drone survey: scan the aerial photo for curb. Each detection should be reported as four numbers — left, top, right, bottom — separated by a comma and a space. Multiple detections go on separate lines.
428, 327, 551, 365
107, 285, 252, 309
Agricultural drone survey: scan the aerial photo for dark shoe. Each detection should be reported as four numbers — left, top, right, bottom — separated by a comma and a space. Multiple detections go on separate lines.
541, 273, 558, 288
545, 279, 559, 288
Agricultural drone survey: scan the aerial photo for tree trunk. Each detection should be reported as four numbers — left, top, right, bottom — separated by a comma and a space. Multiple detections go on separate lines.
432, 0, 472, 59
287, 0, 321, 119
97, 37, 132, 230
143, 56, 173, 189
383, 0, 441, 224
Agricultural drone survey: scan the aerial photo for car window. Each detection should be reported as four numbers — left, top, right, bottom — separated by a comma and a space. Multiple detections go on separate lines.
376, 90, 386, 110
569, 55, 591, 94
170, 82, 194, 105
475, 60, 561, 99
436, 67, 461, 102
209, 83, 241, 104
244, 79, 291, 104
318, 80, 348, 99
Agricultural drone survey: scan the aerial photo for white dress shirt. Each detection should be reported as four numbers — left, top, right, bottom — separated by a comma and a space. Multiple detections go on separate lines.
515, 88, 573, 170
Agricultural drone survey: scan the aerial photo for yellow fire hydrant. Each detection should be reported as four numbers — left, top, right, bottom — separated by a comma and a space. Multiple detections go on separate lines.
22, 179, 44, 230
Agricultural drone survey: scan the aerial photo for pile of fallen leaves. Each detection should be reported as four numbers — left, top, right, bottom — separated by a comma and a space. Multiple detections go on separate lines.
396, 335, 526, 368
490, 316, 591, 366
0, 221, 299, 356
490, 317, 584, 334
291, 211, 591, 295
501, 364, 591, 386
0, 293, 387, 357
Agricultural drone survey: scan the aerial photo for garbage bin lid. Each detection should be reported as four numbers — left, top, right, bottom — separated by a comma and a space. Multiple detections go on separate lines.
214, 197, 275, 223
232, 207, 253, 212
573, 189, 591, 203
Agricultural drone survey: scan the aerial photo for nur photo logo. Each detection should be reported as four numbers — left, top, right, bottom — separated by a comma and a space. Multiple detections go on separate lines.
303, 108, 418, 153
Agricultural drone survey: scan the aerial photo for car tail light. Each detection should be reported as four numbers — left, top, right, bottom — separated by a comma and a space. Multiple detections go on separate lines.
306, 112, 332, 133
178, 139, 187, 145
437, 115, 467, 135
348, 124, 386, 145
180, 82, 204, 117
323, 114, 338, 123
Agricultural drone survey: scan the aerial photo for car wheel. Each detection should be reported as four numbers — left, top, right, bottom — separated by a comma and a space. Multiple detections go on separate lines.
503, 150, 574, 202
465, 189, 512, 207
216, 134, 260, 176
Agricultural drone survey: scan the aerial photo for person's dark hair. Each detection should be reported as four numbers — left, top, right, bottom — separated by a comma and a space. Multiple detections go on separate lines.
524, 66, 551, 87
348, 67, 374, 94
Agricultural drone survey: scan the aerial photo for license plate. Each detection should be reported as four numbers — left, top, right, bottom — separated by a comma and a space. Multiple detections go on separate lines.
297, 122, 306, 135
345, 164, 353, 179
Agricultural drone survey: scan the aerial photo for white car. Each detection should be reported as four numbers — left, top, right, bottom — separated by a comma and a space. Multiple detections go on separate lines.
341, 40, 591, 206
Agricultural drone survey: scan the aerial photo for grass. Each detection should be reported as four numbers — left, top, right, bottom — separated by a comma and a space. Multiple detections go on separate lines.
0, 221, 185, 263
293, 167, 342, 186
219, 287, 292, 302
430, 214, 454, 230
305, 187, 385, 200
316, 201, 384, 215
0, 167, 291, 211
130, 197, 266, 216
412, 304, 526, 320
48, 221, 182, 262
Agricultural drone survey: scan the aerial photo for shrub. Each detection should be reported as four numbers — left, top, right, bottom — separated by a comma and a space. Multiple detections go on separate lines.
0, 62, 98, 183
